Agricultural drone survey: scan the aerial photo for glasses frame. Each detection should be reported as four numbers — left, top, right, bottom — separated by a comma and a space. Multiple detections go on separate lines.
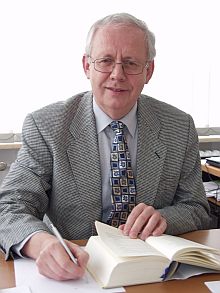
89, 56, 149, 75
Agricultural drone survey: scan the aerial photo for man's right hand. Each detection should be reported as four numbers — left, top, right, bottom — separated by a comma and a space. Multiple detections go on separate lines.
21, 231, 89, 280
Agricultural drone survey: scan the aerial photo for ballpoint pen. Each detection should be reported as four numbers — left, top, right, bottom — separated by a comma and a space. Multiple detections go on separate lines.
50, 223, 77, 264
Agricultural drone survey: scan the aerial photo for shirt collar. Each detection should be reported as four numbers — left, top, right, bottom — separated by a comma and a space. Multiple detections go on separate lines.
93, 98, 137, 138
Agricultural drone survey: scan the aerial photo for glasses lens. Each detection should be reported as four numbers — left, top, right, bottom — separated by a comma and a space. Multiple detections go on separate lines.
123, 61, 143, 75
93, 58, 145, 75
95, 58, 114, 73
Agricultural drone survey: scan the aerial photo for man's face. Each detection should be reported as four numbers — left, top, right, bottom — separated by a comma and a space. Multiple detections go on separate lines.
83, 25, 154, 119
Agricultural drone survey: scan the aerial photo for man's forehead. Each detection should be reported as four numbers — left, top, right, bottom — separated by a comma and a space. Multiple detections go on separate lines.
91, 26, 147, 59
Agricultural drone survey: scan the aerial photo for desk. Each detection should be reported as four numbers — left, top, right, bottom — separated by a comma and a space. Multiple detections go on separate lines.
1, 230, 220, 293
201, 161, 220, 178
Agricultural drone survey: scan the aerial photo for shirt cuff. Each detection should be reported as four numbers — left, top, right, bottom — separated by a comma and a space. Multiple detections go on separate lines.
11, 230, 45, 258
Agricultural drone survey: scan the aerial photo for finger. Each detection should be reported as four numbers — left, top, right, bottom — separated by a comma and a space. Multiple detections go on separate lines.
118, 224, 125, 231
139, 211, 162, 240
140, 214, 167, 240
123, 203, 148, 236
151, 217, 167, 236
68, 242, 89, 270
128, 205, 155, 238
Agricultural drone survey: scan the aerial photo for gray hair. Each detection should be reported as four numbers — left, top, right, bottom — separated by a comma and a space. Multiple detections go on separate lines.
85, 13, 156, 61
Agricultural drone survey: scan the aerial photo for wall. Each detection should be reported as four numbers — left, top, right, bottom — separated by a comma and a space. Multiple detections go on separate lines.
0, 149, 18, 185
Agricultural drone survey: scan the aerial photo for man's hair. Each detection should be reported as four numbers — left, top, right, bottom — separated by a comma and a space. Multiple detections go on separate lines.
85, 13, 156, 61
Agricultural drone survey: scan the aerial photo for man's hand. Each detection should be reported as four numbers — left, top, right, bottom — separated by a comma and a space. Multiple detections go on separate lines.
119, 203, 167, 240
22, 232, 89, 281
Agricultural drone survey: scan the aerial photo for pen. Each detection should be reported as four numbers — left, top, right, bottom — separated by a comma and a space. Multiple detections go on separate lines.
50, 223, 77, 264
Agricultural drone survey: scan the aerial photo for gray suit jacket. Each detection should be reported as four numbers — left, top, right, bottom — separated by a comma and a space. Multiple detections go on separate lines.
0, 92, 210, 259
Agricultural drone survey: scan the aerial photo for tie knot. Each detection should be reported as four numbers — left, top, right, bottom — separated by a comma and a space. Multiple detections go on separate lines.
110, 121, 125, 133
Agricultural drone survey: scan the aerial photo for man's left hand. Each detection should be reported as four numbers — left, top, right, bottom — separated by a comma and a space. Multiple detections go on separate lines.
119, 203, 167, 240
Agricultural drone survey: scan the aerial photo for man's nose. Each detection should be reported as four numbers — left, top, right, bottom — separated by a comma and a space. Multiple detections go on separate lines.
110, 62, 126, 80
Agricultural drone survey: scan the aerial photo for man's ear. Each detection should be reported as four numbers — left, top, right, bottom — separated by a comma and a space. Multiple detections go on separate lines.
145, 60, 154, 84
82, 54, 90, 79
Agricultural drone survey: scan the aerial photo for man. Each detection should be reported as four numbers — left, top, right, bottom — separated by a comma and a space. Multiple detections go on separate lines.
0, 13, 210, 281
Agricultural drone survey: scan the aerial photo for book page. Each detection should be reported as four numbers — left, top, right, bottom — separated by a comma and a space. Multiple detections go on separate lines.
146, 234, 220, 262
95, 221, 165, 258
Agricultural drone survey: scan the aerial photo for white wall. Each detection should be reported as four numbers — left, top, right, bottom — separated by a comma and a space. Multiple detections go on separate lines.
1, 0, 220, 133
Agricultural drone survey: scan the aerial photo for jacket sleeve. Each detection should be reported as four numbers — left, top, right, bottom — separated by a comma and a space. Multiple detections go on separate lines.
0, 113, 53, 259
159, 115, 211, 235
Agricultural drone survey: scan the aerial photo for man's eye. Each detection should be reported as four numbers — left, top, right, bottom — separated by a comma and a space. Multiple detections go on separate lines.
99, 58, 113, 64
124, 61, 138, 67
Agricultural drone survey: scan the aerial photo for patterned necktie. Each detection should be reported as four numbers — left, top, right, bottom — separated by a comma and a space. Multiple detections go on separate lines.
107, 121, 137, 227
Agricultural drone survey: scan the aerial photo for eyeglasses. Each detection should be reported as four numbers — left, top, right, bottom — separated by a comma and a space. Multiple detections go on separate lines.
89, 57, 149, 75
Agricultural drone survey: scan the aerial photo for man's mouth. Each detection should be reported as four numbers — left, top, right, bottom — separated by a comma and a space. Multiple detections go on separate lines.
107, 87, 126, 92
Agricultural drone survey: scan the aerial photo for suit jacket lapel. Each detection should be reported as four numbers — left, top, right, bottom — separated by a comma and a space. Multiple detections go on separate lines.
136, 96, 167, 206
67, 93, 102, 223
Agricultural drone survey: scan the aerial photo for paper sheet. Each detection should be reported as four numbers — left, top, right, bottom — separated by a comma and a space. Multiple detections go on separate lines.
170, 263, 220, 280
14, 258, 125, 293
0, 286, 31, 293
205, 280, 220, 292
203, 181, 220, 200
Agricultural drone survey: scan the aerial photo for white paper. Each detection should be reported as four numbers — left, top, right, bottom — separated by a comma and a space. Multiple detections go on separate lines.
170, 263, 220, 280
14, 258, 125, 293
205, 281, 220, 292
0, 286, 31, 293
203, 181, 220, 200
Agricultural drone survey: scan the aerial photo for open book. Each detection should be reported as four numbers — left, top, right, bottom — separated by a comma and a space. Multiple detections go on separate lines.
85, 221, 220, 288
